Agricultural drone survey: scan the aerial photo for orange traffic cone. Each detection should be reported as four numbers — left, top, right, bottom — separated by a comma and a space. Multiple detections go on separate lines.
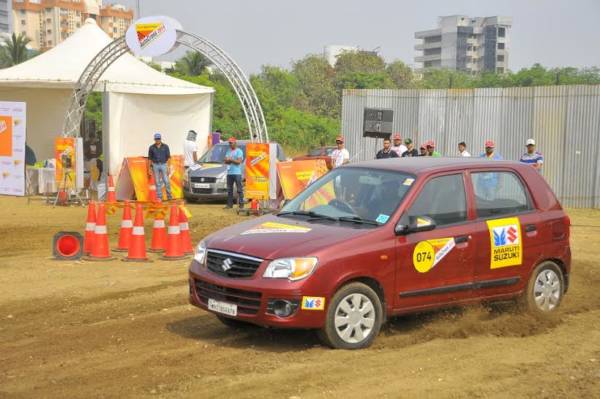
149, 212, 167, 253
179, 207, 193, 255
124, 203, 149, 262
83, 201, 96, 255
88, 203, 113, 260
162, 204, 185, 260
115, 200, 133, 252
107, 175, 116, 203
148, 175, 158, 203
250, 199, 260, 215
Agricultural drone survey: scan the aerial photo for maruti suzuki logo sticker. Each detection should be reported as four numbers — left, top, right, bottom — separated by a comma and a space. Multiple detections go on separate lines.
222, 258, 233, 271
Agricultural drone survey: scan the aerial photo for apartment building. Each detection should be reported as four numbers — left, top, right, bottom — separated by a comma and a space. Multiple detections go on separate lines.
415, 15, 512, 74
12, 0, 133, 50
0, 0, 12, 33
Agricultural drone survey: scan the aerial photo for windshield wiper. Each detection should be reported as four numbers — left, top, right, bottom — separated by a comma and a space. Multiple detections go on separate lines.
337, 216, 380, 226
278, 210, 337, 221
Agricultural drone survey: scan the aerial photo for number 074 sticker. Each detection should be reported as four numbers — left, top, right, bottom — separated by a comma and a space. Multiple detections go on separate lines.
412, 238, 456, 273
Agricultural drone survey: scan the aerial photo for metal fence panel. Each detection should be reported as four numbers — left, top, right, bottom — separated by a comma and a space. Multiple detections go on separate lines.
342, 85, 600, 208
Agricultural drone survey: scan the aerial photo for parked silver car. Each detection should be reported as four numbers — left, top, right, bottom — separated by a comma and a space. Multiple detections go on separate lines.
184, 140, 286, 202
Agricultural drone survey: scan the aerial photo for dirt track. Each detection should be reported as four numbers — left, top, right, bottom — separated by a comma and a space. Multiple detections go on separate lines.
1, 196, 599, 398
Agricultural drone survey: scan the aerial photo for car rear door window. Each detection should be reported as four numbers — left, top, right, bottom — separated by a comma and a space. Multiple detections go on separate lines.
403, 174, 467, 226
471, 171, 531, 218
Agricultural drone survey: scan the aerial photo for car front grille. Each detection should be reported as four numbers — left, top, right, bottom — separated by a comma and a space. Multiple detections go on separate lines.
206, 250, 263, 278
194, 279, 262, 315
191, 176, 217, 183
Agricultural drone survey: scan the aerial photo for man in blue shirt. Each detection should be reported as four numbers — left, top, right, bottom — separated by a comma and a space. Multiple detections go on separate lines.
478, 140, 503, 200
520, 139, 544, 172
224, 137, 244, 209
148, 132, 172, 201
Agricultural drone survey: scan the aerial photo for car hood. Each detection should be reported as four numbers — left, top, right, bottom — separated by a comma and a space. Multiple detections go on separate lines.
188, 163, 227, 178
204, 214, 375, 260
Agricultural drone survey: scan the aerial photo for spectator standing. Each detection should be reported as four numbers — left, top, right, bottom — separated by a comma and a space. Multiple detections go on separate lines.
458, 141, 471, 157
520, 139, 544, 172
224, 137, 244, 209
426, 140, 442, 157
376, 138, 400, 159
391, 133, 408, 157
148, 133, 172, 201
480, 140, 503, 160
184, 130, 198, 169
402, 138, 419, 157
331, 136, 350, 168
419, 144, 427, 156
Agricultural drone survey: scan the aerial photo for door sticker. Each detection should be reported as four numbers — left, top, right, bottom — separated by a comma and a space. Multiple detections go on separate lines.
412, 238, 456, 273
486, 217, 522, 269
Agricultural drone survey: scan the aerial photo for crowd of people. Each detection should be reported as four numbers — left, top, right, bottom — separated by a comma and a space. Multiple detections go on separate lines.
331, 133, 544, 171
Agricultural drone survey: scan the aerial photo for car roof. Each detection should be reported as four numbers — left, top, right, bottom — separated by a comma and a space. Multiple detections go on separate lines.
347, 157, 529, 175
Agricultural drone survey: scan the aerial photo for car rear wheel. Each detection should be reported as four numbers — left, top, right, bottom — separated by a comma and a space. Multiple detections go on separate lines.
318, 282, 383, 349
521, 261, 564, 314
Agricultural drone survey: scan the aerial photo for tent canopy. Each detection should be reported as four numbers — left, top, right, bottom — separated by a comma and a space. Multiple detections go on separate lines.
0, 18, 214, 174
0, 18, 213, 95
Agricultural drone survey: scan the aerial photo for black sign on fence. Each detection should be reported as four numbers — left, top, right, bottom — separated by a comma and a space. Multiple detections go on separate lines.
363, 108, 393, 139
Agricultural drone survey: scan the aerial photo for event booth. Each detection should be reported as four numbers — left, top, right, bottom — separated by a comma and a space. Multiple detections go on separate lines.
0, 18, 214, 176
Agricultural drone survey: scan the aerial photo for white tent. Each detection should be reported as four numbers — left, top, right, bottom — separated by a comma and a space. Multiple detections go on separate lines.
0, 18, 214, 174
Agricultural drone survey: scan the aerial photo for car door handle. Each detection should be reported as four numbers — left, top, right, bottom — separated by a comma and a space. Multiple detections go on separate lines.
525, 224, 537, 233
454, 235, 470, 244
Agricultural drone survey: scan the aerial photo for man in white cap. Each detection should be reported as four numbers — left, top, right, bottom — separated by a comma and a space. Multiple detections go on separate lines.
520, 139, 544, 172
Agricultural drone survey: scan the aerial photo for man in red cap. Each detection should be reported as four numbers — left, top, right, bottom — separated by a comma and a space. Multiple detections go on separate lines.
480, 140, 503, 160
331, 135, 349, 168
391, 133, 407, 157
426, 140, 441, 157
419, 143, 427, 156
224, 137, 244, 209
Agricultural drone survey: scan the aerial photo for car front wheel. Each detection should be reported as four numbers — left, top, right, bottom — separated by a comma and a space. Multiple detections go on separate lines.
522, 261, 565, 314
318, 282, 383, 349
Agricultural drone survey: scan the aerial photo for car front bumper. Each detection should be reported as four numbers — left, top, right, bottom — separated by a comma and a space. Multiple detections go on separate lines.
188, 260, 327, 329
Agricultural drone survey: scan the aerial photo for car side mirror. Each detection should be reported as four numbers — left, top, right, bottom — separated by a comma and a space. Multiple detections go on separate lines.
395, 216, 436, 235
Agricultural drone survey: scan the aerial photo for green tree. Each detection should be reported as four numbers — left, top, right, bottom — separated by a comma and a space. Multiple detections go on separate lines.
334, 51, 386, 75
292, 55, 338, 118
174, 51, 211, 76
386, 60, 414, 88
251, 66, 304, 111
0, 33, 34, 67
417, 68, 474, 89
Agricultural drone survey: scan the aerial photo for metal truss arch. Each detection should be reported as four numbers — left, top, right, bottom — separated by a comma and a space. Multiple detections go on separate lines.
62, 31, 268, 142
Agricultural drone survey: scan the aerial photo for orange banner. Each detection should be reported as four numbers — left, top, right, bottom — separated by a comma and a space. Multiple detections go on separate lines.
117, 155, 184, 201
0, 116, 13, 157
245, 143, 270, 200
276, 159, 329, 200
55, 137, 76, 189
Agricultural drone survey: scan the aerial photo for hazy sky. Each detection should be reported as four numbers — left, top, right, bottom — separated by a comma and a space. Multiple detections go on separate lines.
108, 0, 600, 74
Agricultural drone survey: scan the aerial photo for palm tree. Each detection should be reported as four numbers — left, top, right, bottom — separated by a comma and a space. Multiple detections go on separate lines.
0, 33, 33, 67
175, 51, 211, 76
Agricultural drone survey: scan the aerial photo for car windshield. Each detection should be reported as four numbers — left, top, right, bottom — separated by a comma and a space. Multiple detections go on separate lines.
198, 144, 246, 163
280, 167, 415, 225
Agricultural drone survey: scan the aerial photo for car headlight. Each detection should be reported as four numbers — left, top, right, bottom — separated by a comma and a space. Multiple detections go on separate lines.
263, 257, 318, 281
194, 240, 207, 266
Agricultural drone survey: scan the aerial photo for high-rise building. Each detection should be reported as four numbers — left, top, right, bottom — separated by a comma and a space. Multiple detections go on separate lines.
0, 0, 13, 33
12, 0, 133, 50
415, 15, 512, 74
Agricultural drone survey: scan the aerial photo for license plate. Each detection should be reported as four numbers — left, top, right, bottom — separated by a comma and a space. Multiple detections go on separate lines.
193, 183, 210, 189
208, 298, 237, 316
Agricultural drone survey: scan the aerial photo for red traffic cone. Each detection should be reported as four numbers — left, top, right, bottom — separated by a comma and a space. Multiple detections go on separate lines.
88, 203, 113, 260
107, 175, 116, 203
115, 200, 133, 252
149, 212, 167, 253
83, 201, 96, 255
148, 175, 158, 203
124, 203, 149, 262
179, 207, 193, 255
162, 204, 186, 260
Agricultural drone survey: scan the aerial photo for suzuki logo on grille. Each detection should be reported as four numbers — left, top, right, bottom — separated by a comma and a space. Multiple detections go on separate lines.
222, 258, 233, 271
200, 177, 205, 182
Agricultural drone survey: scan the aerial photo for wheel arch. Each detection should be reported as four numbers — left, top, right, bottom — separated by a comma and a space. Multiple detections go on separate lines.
332, 276, 388, 322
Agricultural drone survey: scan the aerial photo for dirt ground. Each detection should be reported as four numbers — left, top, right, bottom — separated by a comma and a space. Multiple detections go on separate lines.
1, 196, 599, 399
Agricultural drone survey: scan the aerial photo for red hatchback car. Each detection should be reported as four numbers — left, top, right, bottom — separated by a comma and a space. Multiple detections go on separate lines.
189, 158, 571, 349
